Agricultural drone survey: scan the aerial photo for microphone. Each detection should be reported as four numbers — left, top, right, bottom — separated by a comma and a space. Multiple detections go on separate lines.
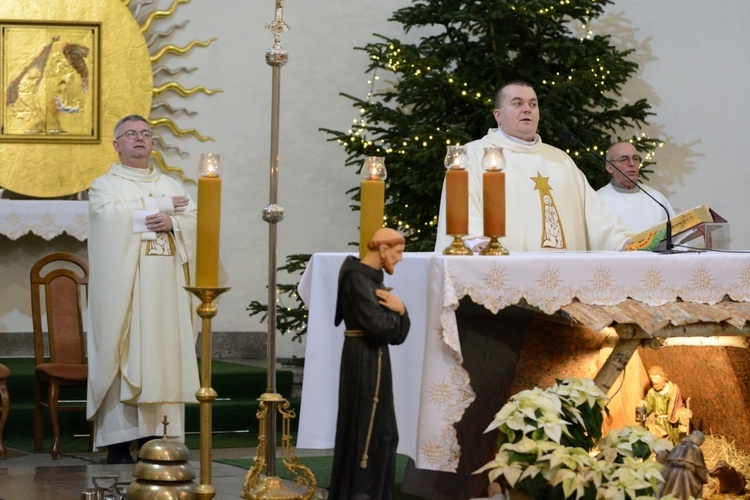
559, 130, 675, 253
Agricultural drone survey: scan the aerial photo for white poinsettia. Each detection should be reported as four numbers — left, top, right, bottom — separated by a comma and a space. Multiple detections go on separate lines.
598, 456, 663, 499
475, 437, 557, 487
538, 444, 595, 475
585, 457, 617, 490
514, 387, 563, 415
562, 403, 586, 428
485, 386, 564, 436
551, 467, 589, 500
517, 462, 547, 484
535, 409, 572, 444
503, 435, 545, 454
553, 377, 608, 410
485, 400, 537, 436
622, 456, 664, 489
543, 447, 598, 499
598, 426, 672, 462
477, 378, 666, 500
485, 398, 521, 433
473, 448, 525, 487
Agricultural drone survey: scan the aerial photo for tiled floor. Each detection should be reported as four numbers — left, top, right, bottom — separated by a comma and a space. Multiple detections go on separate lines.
0, 359, 315, 499
0, 446, 331, 500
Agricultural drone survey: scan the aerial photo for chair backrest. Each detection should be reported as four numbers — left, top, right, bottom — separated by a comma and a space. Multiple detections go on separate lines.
30, 252, 88, 366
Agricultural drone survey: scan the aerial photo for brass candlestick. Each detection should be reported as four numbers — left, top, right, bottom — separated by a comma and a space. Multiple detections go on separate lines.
243, 394, 316, 499
186, 286, 230, 500
443, 235, 472, 255
479, 236, 509, 256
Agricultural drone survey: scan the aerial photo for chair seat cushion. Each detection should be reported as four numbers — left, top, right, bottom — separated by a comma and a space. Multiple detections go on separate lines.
0, 363, 10, 379
35, 363, 87, 382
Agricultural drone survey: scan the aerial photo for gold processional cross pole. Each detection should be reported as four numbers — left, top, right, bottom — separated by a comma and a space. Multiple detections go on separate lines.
243, 2, 315, 498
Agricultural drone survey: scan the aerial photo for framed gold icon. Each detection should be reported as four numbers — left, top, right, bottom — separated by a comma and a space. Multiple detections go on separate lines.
1, 21, 100, 143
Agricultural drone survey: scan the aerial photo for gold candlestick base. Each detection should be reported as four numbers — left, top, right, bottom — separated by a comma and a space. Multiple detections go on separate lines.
443, 234, 473, 255
185, 286, 231, 500
479, 236, 509, 256
242, 393, 316, 499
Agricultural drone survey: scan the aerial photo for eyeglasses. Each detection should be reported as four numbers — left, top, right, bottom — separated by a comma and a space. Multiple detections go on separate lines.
116, 129, 153, 140
611, 155, 642, 165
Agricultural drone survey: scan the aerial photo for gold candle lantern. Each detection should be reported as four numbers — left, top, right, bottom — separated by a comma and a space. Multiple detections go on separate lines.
196, 153, 222, 287
480, 147, 508, 256
359, 156, 386, 259
442, 145, 472, 255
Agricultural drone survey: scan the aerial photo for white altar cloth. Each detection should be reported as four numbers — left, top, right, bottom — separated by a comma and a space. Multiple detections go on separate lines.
297, 250, 750, 472
296, 252, 435, 463
0, 200, 88, 240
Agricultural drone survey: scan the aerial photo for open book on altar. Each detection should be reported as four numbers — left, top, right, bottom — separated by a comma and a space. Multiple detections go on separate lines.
625, 204, 728, 251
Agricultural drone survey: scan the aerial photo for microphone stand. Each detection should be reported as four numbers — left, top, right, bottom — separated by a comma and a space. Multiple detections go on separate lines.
559, 130, 676, 254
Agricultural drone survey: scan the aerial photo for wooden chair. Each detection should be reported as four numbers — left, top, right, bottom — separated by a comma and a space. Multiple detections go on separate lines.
0, 362, 9, 459
30, 252, 92, 458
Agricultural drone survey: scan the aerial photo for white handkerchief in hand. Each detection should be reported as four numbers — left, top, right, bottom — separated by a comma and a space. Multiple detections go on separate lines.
132, 209, 159, 240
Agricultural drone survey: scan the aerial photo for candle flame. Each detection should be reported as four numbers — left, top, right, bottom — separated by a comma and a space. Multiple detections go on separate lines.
481, 147, 505, 171
444, 145, 469, 170
360, 156, 387, 180
198, 153, 222, 178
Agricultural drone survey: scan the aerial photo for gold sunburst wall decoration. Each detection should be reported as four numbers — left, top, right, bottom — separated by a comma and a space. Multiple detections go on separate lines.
0, 0, 219, 196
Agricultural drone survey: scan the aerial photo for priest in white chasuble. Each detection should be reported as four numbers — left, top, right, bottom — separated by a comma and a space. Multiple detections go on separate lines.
435, 80, 632, 253
86, 114, 199, 464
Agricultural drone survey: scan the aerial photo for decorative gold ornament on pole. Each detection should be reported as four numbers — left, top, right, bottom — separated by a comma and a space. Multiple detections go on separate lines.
242, 1, 315, 499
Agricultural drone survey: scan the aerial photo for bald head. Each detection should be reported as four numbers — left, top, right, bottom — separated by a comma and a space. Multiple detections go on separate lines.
362, 227, 406, 274
367, 227, 405, 251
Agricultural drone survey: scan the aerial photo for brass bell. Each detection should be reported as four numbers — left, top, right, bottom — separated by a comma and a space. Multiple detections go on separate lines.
127, 417, 197, 499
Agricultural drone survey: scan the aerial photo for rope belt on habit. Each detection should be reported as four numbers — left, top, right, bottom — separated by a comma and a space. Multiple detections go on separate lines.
342, 329, 381, 468
361, 347, 383, 469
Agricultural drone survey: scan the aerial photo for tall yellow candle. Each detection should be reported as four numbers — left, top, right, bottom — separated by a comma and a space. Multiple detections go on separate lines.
196, 154, 222, 287
483, 170, 505, 237
359, 179, 384, 259
445, 168, 468, 235
359, 156, 387, 258
481, 147, 506, 237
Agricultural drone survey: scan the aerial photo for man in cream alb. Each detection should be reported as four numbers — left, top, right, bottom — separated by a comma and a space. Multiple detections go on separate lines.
86, 114, 199, 464
435, 81, 631, 252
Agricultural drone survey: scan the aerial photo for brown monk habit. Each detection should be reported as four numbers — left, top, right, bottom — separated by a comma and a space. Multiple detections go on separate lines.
328, 256, 410, 499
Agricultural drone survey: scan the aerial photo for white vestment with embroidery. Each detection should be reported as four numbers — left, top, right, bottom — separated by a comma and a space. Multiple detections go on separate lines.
436, 129, 632, 252
86, 163, 198, 447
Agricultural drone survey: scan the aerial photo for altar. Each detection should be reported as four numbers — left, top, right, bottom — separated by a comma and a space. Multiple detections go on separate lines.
296, 250, 750, 476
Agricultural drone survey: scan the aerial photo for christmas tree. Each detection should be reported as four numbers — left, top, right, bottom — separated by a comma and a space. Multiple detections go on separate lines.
322, 0, 660, 251
251, 0, 661, 336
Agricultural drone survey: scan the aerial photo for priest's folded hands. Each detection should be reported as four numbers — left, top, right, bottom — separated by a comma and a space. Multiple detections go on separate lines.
145, 211, 173, 232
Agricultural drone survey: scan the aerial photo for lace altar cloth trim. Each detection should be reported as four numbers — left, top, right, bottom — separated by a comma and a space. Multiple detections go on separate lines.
0, 200, 88, 241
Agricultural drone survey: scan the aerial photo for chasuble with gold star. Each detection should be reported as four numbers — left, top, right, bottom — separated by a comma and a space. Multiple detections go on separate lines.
435, 129, 631, 252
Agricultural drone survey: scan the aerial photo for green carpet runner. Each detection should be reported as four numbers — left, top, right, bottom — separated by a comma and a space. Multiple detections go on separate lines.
0, 357, 298, 454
